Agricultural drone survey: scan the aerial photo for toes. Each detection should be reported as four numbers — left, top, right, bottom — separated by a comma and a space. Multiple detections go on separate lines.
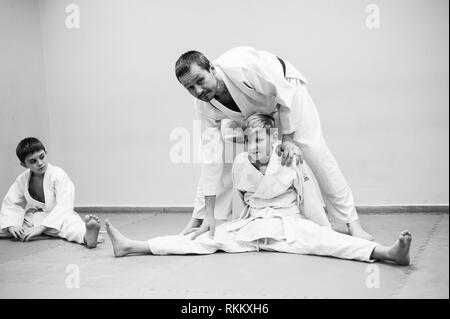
399, 230, 412, 241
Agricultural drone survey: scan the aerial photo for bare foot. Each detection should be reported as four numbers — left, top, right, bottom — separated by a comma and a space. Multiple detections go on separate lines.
105, 219, 130, 257
388, 230, 412, 266
348, 219, 374, 241
84, 214, 101, 248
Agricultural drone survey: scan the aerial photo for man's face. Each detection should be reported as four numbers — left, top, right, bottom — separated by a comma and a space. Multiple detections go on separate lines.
22, 150, 48, 175
178, 63, 217, 102
245, 128, 276, 164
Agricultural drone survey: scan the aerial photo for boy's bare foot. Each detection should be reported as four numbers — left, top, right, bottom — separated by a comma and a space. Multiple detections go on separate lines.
347, 219, 374, 241
105, 219, 130, 257
388, 230, 412, 266
84, 214, 101, 248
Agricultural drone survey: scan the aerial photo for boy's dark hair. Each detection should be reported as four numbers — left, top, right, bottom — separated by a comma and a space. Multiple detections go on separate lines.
16, 137, 46, 163
175, 50, 212, 81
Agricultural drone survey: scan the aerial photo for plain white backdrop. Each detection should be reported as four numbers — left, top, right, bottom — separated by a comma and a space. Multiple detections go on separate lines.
0, 0, 448, 207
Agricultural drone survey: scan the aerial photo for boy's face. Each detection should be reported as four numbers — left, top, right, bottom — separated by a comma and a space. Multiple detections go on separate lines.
21, 150, 48, 175
245, 128, 277, 164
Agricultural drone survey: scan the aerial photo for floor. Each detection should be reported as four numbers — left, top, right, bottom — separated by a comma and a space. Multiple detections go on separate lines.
0, 212, 448, 299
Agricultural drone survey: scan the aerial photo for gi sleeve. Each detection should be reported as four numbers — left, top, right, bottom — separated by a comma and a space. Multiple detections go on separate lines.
40, 172, 75, 230
0, 178, 27, 229
196, 102, 225, 196
241, 63, 302, 135
231, 154, 246, 220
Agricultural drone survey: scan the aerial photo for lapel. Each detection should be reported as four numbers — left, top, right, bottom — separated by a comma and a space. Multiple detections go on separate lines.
42, 163, 53, 210
211, 66, 263, 120
219, 66, 264, 105
251, 144, 296, 199
24, 165, 51, 210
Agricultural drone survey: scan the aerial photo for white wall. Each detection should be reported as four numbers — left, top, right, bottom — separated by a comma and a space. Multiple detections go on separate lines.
1, 0, 448, 207
0, 0, 50, 198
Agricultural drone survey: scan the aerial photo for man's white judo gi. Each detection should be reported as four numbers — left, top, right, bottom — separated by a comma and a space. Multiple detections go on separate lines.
0, 163, 86, 244
148, 149, 377, 262
192, 46, 358, 224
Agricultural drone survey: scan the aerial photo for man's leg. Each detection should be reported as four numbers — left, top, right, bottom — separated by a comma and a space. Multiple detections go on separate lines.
285, 79, 373, 240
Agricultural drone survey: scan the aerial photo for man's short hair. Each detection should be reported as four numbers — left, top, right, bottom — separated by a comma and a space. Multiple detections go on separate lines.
175, 50, 211, 80
16, 137, 46, 163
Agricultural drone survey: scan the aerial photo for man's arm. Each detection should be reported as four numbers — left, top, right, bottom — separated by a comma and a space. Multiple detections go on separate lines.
239, 56, 303, 166
231, 156, 246, 220
182, 101, 226, 238
191, 195, 216, 239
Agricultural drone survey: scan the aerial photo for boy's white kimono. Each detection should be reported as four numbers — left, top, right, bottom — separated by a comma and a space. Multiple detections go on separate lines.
192, 46, 358, 224
148, 149, 377, 262
0, 163, 86, 244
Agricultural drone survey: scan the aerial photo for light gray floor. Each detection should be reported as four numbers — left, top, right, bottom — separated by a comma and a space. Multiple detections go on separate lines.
0, 212, 448, 299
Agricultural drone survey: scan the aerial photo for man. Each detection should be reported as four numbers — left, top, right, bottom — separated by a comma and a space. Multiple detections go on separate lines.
175, 46, 373, 241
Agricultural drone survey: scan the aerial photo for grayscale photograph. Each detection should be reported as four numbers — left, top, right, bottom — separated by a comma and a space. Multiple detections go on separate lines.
0, 0, 448, 303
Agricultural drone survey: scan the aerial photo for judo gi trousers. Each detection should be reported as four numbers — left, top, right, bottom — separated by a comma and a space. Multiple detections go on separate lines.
0, 210, 86, 244
148, 218, 377, 262
192, 79, 358, 224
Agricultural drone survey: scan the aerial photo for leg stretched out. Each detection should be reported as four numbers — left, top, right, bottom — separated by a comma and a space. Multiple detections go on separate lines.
106, 218, 411, 266
106, 219, 152, 256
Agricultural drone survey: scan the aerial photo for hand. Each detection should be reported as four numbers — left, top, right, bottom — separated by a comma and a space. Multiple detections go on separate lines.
22, 226, 46, 242
180, 217, 203, 236
6, 226, 24, 239
190, 217, 216, 240
276, 140, 303, 167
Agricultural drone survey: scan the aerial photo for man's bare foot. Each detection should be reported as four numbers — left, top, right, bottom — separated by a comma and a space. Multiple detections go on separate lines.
388, 230, 412, 266
347, 219, 374, 241
84, 214, 101, 248
105, 219, 130, 257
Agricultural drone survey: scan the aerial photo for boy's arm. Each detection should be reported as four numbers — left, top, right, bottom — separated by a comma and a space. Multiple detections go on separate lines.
40, 172, 75, 231
0, 178, 27, 230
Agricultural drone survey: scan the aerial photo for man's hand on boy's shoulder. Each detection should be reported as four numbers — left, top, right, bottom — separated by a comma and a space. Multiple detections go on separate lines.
22, 225, 46, 242
6, 226, 24, 239
277, 140, 303, 167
